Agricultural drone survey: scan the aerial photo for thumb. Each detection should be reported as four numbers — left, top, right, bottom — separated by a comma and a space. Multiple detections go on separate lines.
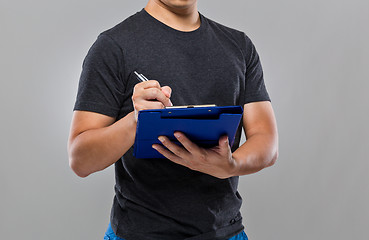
219, 135, 230, 150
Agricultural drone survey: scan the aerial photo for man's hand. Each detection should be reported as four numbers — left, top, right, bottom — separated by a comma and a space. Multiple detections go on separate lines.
151, 101, 279, 178
152, 132, 238, 179
132, 80, 172, 121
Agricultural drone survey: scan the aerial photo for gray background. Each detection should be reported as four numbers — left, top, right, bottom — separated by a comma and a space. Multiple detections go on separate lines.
1, 0, 368, 239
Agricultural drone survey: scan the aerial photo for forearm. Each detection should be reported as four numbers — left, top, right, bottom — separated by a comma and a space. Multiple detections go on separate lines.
68, 112, 136, 177
231, 132, 278, 176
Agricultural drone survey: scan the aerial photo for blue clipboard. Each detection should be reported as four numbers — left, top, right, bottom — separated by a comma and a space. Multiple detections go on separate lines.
133, 105, 243, 158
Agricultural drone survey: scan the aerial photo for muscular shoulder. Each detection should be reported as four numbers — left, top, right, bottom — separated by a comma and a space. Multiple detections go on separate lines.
98, 10, 144, 47
205, 16, 249, 44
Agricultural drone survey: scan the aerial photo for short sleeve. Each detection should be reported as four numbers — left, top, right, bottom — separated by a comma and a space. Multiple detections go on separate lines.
243, 34, 271, 104
73, 34, 125, 118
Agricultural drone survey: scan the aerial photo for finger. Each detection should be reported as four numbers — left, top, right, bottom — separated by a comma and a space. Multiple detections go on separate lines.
133, 87, 162, 102
218, 135, 230, 153
161, 86, 172, 98
219, 135, 229, 145
173, 132, 200, 154
134, 101, 165, 112
141, 88, 171, 107
154, 87, 172, 106
141, 80, 161, 89
152, 144, 182, 162
133, 81, 172, 107
133, 81, 160, 95
158, 136, 189, 158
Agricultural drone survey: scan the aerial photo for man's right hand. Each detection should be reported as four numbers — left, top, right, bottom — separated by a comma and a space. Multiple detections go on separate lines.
132, 80, 173, 121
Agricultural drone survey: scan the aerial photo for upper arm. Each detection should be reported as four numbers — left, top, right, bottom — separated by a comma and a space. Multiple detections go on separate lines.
243, 101, 278, 139
68, 110, 115, 146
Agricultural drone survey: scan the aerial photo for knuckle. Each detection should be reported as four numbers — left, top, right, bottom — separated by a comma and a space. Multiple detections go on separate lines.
133, 84, 141, 93
198, 153, 208, 163
151, 80, 160, 87
150, 88, 159, 97
188, 161, 199, 171
135, 103, 143, 111
132, 91, 142, 102
133, 85, 138, 92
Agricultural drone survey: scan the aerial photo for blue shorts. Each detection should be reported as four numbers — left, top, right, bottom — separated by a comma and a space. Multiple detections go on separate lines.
104, 222, 248, 240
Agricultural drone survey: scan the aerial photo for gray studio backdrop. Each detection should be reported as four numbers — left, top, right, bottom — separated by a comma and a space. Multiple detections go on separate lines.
1, 0, 368, 239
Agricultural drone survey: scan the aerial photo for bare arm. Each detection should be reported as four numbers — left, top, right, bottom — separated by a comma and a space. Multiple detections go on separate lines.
232, 101, 279, 175
68, 80, 172, 177
68, 111, 136, 177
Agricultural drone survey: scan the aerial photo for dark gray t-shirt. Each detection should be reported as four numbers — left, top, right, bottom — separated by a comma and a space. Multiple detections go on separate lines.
74, 9, 270, 240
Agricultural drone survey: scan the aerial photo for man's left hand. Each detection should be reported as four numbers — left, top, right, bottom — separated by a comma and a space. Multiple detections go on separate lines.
152, 132, 238, 179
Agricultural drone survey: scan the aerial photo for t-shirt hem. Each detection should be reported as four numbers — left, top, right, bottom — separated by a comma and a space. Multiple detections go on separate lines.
111, 219, 244, 240
244, 95, 271, 105
184, 219, 244, 240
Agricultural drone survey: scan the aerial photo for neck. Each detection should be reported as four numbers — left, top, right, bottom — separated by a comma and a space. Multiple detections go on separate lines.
145, 0, 200, 32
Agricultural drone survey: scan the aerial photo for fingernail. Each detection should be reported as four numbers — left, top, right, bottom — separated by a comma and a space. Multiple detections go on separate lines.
152, 145, 157, 149
174, 133, 180, 138
158, 136, 165, 142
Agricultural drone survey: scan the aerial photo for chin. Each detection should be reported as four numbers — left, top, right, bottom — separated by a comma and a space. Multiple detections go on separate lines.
160, 0, 197, 9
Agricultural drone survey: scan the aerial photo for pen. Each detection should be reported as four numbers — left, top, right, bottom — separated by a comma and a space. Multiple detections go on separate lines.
134, 70, 174, 107
134, 71, 149, 82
